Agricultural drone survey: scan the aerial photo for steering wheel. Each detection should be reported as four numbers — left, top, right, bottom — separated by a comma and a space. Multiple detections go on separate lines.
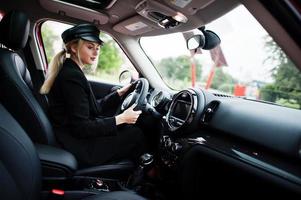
120, 78, 149, 112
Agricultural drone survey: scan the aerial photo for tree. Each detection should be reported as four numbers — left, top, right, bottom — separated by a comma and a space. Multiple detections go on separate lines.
260, 36, 301, 108
210, 67, 237, 92
157, 55, 202, 89
260, 84, 277, 102
41, 25, 59, 63
96, 34, 122, 74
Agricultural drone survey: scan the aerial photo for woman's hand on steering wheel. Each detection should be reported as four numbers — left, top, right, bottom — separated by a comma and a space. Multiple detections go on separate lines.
117, 83, 133, 97
120, 78, 149, 113
115, 104, 142, 125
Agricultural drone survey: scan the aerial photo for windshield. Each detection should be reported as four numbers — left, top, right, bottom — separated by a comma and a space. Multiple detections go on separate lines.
140, 5, 301, 110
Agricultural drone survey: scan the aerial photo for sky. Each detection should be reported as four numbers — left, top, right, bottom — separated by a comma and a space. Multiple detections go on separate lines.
210, 6, 270, 83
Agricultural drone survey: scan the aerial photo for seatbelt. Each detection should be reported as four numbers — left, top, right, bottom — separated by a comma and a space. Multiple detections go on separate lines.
22, 36, 50, 113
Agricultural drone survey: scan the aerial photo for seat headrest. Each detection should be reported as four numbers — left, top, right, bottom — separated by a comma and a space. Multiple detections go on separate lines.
0, 10, 29, 50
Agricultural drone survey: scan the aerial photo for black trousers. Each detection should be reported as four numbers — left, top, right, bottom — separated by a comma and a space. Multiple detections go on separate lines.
57, 125, 146, 167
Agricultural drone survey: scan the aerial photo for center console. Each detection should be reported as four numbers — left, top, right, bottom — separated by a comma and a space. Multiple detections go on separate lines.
159, 88, 206, 169
160, 134, 197, 169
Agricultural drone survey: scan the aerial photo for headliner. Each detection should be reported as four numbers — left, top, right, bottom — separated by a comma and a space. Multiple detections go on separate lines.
0, 0, 240, 37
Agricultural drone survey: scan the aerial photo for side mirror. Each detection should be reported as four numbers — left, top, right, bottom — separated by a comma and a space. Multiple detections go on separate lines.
119, 70, 132, 85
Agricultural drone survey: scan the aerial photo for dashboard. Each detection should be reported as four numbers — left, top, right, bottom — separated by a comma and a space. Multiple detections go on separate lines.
149, 88, 207, 134
165, 89, 200, 132
147, 87, 301, 195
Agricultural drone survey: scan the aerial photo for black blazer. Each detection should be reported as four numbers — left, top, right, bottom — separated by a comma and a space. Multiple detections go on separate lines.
48, 58, 121, 139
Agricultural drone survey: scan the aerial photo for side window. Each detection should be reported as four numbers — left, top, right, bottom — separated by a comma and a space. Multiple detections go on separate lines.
40, 20, 137, 84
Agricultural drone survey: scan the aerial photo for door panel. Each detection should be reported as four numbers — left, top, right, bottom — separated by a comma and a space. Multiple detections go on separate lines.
89, 80, 121, 99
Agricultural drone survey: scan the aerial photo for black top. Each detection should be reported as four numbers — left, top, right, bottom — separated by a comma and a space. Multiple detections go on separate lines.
48, 58, 121, 139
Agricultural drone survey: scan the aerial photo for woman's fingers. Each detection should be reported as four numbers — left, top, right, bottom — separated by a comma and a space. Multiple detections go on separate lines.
117, 83, 133, 96
123, 104, 142, 124
129, 104, 142, 113
130, 103, 136, 109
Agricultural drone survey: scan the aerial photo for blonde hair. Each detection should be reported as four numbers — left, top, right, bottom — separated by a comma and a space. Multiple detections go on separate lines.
40, 39, 84, 94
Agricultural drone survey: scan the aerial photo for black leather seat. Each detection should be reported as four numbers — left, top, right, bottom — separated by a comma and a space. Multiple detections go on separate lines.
0, 103, 145, 200
0, 10, 134, 177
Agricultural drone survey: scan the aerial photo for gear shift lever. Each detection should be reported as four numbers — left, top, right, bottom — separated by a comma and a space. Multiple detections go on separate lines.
140, 153, 154, 167
127, 153, 154, 188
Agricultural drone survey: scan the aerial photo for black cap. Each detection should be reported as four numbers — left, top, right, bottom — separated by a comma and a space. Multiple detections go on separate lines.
61, 24, 103, 45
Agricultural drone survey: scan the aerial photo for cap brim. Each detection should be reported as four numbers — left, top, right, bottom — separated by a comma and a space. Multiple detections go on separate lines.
81, 35, 103, 45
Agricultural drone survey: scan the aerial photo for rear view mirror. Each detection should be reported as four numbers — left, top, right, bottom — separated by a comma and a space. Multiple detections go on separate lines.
186, 26, 221, 50
187, 35, 205, 50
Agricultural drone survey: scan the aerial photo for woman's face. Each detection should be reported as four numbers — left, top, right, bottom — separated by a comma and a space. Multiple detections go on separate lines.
77, 41, 100, 65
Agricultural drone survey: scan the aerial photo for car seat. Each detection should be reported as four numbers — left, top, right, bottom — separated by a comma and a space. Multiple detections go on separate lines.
0, 103, 145, 200
0, 10, 134, 178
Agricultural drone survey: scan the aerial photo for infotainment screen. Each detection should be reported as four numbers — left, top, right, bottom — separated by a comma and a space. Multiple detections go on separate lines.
171, 100, 190, 120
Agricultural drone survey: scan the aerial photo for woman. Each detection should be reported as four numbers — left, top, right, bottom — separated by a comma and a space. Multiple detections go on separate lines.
40, 24, 146, 167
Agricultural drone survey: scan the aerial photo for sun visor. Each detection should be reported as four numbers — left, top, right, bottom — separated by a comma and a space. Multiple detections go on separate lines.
39, 0, 109, 24
113, 15, 160, 36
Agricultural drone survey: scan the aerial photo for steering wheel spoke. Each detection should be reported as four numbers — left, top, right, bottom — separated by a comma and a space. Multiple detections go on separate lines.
120, 78, 149, 112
